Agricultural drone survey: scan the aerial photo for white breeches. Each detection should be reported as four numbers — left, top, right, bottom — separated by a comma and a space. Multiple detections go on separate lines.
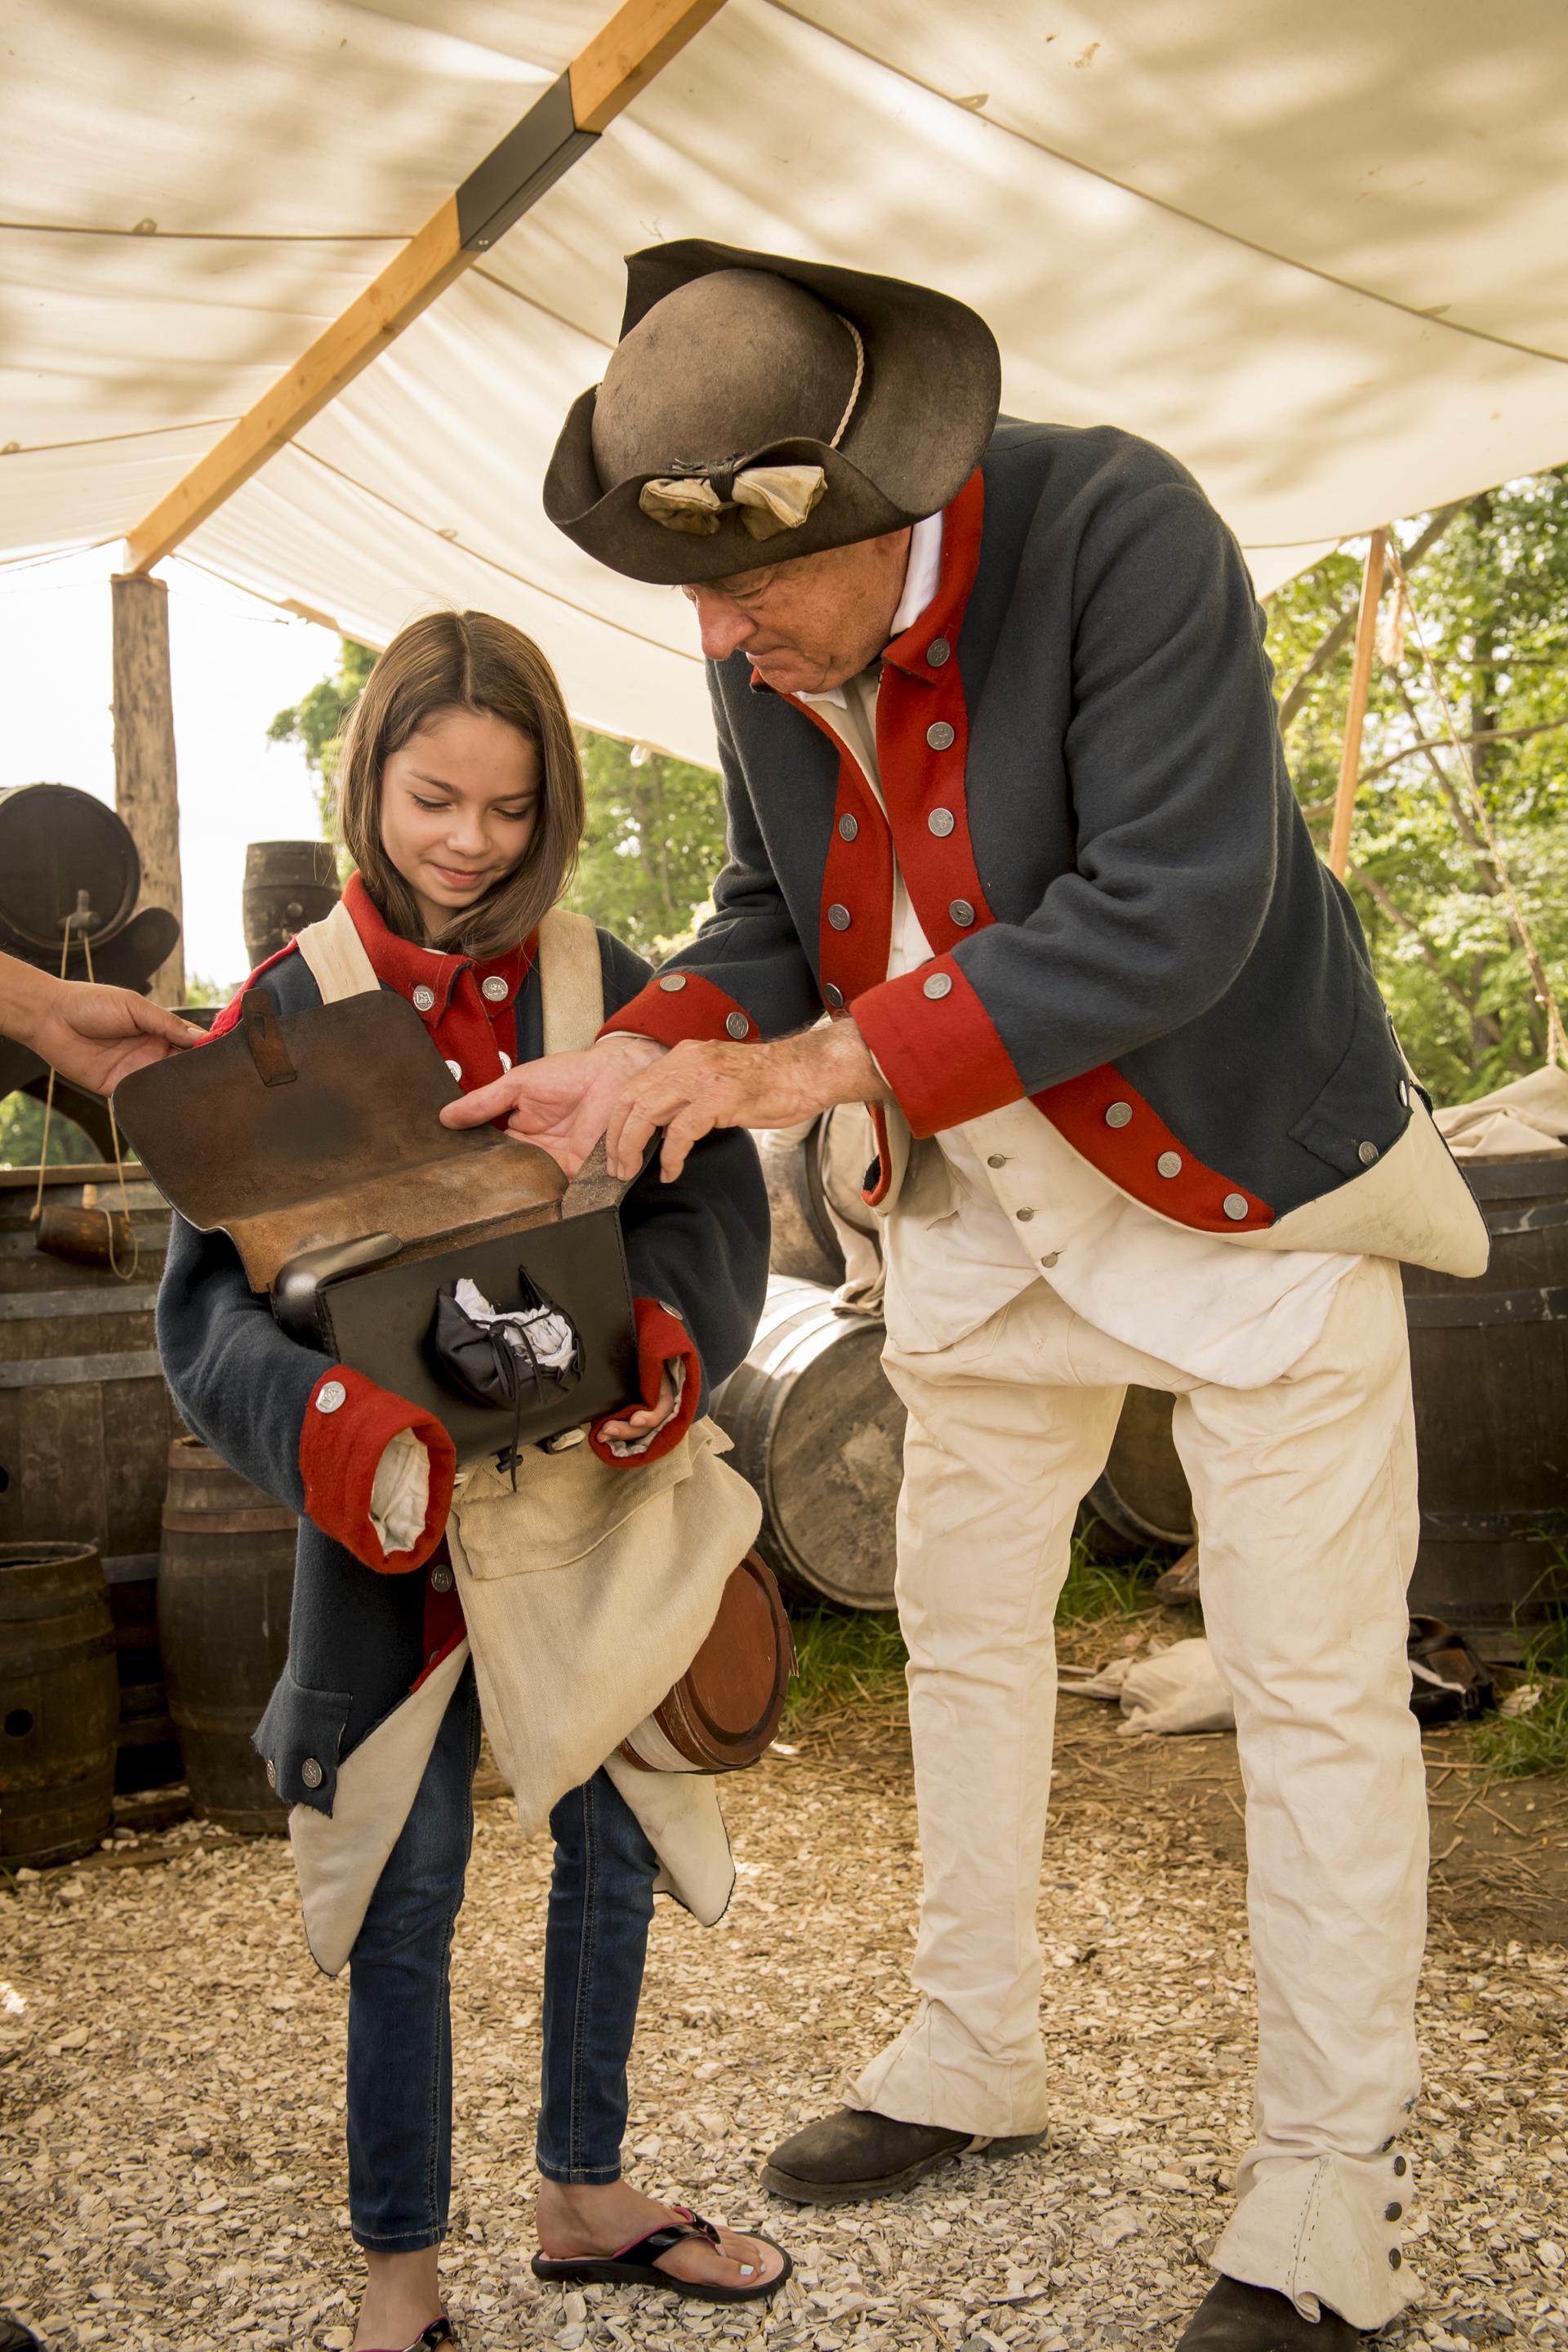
850, 1255, 1425, 2328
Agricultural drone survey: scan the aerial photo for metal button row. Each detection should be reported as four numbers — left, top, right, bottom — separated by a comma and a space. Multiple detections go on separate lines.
430, 1563, 453, 1594
482, 974, 509, 1003
926, 720, 956, 752
1102, 1098, 1252, 1216
928, 638, 951, 666
412, 984, 435, 1013
301, 1757, 323, 1790
658, 972, 686, 991
725, 1011, 749, 1039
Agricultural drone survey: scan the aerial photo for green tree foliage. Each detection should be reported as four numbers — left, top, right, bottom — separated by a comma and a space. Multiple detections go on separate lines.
267, 638, 376, 835
0, 1094, 95, 1167
1270, 469, 1568, 1102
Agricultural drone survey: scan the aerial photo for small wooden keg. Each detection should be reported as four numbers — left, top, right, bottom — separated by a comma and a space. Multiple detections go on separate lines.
714, 1277, 906, 1610
242, 840, 341, 972
1081, 1388, 1195, 1557
0, 783, 140, 959
158, 1437, 296, 1832
0, 1541, 119, 1866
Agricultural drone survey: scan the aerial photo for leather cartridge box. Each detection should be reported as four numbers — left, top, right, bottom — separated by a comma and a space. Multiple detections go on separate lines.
114, 987, 637, 1462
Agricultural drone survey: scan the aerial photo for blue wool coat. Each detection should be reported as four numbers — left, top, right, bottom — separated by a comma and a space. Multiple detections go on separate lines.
156, 911, 769, 1820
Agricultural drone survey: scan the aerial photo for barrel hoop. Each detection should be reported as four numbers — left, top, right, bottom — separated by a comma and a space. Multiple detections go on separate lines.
1404, 1284, 1568, 1328
162, 1506, 296, 1535
1420, 1506, 1568, 1540
0, 1627, 117, 1673
0, 1285, 161, 1321
1483, 1200, 1568, 1239
0, 1350, 166, 1389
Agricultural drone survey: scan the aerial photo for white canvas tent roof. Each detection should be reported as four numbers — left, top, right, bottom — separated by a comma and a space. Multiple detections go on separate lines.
6, 0, 1567, 764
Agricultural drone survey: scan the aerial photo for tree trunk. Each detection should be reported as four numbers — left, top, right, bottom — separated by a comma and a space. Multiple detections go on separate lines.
110, 573, 185, 1005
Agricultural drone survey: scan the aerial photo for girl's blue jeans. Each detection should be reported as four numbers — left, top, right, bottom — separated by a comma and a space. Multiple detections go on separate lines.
345, 1662, 659, 2251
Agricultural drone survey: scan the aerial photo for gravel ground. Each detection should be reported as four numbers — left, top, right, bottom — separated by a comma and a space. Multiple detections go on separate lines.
2, 1702, 1566, 2352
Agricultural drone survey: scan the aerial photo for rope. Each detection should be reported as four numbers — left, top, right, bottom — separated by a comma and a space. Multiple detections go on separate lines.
28, 920, 142, 1280
1385, 542, 1566, 1071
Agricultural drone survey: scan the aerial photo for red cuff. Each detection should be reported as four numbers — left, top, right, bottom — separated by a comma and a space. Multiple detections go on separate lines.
589, 1297, 702, 1468
853, 955, 1024, 1137
298, 1365, 457, 1574
599, 973, 756, 1049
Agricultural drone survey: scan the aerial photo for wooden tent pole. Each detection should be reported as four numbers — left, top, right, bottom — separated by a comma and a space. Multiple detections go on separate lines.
110, 572, 185, 1005
1327, 528, 1388, 880
122, 0, 724, 575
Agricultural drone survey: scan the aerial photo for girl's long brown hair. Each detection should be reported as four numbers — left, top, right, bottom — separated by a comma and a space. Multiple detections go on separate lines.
335, 610, 585, 960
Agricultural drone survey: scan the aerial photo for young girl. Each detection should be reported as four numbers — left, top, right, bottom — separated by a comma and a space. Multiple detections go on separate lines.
156, 612, 785, 2352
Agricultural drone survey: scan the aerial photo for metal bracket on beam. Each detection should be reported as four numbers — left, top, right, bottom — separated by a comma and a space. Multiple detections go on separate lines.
457, 74, 599, 252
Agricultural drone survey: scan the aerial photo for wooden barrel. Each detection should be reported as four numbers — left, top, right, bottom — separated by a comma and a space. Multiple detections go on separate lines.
0, 784, 140, 960
158, 1437, 296, 1832
1402, 1152, 1568, 1653
243, 840, 340, 972
104, 1554, 183, 1794
714, 1276, 906, 1610
1081, 1388, 1195, 1557
0, 1541, 119, 1865
757, 1108, 881, 1287
0, 1167, 180, 1592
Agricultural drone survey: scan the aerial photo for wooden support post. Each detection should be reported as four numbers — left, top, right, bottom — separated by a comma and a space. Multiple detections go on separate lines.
111, 572, 185, 1006
122, 0, 724, 574
1327, 528, 1388, 880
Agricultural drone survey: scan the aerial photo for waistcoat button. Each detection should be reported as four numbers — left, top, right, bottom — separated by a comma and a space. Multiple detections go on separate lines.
315, 1380, 346, 1414
986, 1153, 1008, 1169
1384, 2202, 1402, 2222
1104, 1101, 1133, 1129
828, 904, 852, 931
823, 982, 844, 1009
481, 974, 509, 1003
1388, 2250, 1401, 2270
950, 899, 976, 927
301, 1757, 323, 1790
1016, 1206, 1035, 1222
724, 1010, 750, 1039
923, 972, 952, 1000
926, 720, 956, 751
1358, 1138, 1379, 1164
838, 813, 859, 841
927, 638, 951, 666
1223, 1192, 1250, 1221
430, 1563, 454, 1594
1041, 1251, 1060, 1267
445, 1059, 462, 1082
412, 985, 435, 1013
657, 972, 687, 991
928, 807, 956, 837
1392, 2155, 1407, 2176
1156, 1150, 1183, 1178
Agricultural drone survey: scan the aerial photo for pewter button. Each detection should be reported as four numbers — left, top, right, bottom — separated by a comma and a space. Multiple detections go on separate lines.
1016, 1207, 1035, 1223
724, 1010, 749, 1039
1392, 2156, 1407, 2177
1398, 1079, 1410, 1107
823, 982, 844, 1009
481, 974, 509, 1003
265, 1757, 277, 1790
1156, 1150, 1183, 1178
412, 985, 435, 1013
657, 1299, 682, 1318
923, 973, 953, 1000
1104, 1101, 1133, 1129
1385, 2202, 1402, 2222
1223, 1193, 1250, 1221
657, 972, 687, 992
1041, 1251, 1060, 1267
987, 1153, 1008, 1169
926, 720, 956, 751
445, 1058, 462, 1081
950, 899, 975, 928
430, 1563, 453, 1594
838, 813, 858, 841
828, 903, 852, 931
301, 1757, 323, 1790
1388, 2250, 1401, 2271
315, 1380, 346, 1414
499, 1051, 512, 1071
1358, 1138, 1379, 1165
927, 638, 951, 666
928, 807, 956, 837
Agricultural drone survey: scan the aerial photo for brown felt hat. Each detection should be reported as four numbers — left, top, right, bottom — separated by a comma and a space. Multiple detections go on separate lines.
544, 239, 1001, 586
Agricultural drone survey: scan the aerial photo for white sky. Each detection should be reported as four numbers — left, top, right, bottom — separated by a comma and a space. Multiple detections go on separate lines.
0, 546, 342, 993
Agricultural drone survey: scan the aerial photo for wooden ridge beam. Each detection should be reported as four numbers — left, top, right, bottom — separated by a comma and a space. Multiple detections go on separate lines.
123, 0, 724, 575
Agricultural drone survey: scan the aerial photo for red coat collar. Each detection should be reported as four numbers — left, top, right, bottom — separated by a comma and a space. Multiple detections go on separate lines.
342, 872, 534, 1018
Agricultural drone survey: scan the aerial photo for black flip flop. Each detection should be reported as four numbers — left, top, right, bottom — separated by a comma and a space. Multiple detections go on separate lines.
532, 2203, 791, 2305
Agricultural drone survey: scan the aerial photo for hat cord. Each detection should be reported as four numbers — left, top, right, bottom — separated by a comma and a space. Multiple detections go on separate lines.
827, 315, 865, 450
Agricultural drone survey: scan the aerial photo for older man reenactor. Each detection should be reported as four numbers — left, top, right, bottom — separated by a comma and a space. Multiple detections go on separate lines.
449, 242, 1488, 2351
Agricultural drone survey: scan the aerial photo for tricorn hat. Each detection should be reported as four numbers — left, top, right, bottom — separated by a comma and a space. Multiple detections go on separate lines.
544, 240, 1001, 586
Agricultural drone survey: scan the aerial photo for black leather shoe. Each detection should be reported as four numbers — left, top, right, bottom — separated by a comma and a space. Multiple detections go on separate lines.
760, 2106, 1043, 2204
1175, 2278, 1367, 2352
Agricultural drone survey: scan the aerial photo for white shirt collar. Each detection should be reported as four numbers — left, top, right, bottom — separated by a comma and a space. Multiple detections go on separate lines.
796, 510, 945, 710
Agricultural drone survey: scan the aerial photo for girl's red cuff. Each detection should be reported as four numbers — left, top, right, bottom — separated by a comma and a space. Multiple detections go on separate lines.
298, 1365, 456, 1574
589, 1298, 702, 1468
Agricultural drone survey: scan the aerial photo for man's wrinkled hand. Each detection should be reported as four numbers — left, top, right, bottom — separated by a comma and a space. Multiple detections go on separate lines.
439, 1036, 667, 1174
606, 1020, 888, 1183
